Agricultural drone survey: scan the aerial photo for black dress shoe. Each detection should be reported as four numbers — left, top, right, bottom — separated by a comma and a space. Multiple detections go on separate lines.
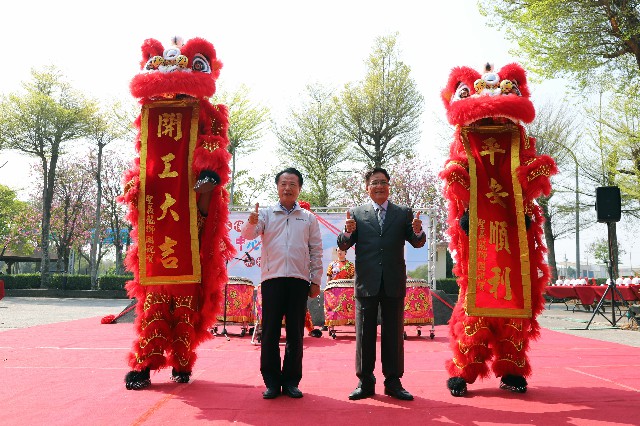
262, 387, 281, 399
384, 386, 414, 401
348, 386, 375, 400
282, 385, 303, 398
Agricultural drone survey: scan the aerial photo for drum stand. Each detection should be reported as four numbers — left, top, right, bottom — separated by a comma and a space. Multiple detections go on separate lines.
213, 254, 254, 341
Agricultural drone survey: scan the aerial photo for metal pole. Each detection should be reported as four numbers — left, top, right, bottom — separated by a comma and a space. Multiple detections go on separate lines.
575, 161, 580, 277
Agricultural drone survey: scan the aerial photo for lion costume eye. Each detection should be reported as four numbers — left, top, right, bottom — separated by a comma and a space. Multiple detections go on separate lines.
452, 83, 471, 103
191, 54, 211, 73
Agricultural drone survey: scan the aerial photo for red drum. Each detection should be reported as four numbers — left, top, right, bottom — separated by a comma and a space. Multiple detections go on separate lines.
324, 279, 356, 326
404, 279, 434, 325
217, 277, 255, 323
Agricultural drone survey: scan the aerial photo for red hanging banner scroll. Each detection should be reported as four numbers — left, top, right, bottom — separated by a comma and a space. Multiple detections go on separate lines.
138, 100, 201, 285
462, 124, 532, 318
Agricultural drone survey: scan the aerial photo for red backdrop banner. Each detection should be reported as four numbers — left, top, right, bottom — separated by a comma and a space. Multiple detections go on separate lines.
138, 100, 202, 285
462, 125, 532, 318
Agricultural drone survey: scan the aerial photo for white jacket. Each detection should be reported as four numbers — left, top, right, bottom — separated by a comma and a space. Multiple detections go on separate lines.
240, 204, 323, 286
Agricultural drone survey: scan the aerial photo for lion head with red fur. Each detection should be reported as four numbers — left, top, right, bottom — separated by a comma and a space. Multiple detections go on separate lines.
441, 62, 534, 126
130, 36, 222, 100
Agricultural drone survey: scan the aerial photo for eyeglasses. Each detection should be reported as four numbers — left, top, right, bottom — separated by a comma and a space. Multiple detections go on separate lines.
369, 180, 389, 187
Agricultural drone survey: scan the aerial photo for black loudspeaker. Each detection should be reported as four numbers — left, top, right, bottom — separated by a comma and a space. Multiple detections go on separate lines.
595, 186, 621, 223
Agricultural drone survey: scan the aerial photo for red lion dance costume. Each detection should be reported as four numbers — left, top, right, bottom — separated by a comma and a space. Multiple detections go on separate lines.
439, 63, 557, 396
121, 36, 233, 390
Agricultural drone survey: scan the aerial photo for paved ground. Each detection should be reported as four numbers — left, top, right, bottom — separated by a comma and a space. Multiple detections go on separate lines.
537, 298, 640, 347
0, 297, 130, 331
1, 296, 639, 347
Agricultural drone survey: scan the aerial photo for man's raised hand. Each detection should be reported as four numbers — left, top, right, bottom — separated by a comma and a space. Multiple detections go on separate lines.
344, 210, 356, 233
248, 202, 259, 225
412, 211, 423, 234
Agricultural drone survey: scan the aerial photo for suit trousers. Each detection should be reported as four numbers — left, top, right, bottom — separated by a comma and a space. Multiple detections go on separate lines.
260, 277, 309, 388
355, 285, 405, 389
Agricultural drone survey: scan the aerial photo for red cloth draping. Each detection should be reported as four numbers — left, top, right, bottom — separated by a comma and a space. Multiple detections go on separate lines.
591, 285, 638, 302
553, 285, 640, 306
574, 286, 598, 306
545, 286, 578, 300
546, 285, 640, 307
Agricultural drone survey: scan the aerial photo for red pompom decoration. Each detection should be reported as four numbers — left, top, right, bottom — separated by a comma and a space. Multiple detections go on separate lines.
298, 200, 311, 211
101, 315, 116, 324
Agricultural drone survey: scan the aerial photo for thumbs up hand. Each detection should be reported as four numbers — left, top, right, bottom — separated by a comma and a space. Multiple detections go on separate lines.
412, 211, 423, 234
248, 202, 260, 225
344, 210, 356, 233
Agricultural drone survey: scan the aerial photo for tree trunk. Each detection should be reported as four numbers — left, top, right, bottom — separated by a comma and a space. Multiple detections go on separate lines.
543, 219, 558, 281
40, 155, 56, 288
115, 241, 124, 275
89, 144, 103, 289
229, 149, 236, 205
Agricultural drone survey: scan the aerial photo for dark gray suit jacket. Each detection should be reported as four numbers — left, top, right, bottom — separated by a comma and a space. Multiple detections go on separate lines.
337, 201, 426, 298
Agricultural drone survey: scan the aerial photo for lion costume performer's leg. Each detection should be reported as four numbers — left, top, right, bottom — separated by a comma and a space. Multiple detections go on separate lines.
128, 291, 173, 372
490, 318, 533, 380
124, 288, 204, 385
446, 306, 493, 385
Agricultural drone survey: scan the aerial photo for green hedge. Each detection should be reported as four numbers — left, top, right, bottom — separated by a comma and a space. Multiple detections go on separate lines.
0, 274, 132, 290
49, 275, 92, 290
98, 275, 133, 291
436, 278, 460, 295
0, 274, 42, 289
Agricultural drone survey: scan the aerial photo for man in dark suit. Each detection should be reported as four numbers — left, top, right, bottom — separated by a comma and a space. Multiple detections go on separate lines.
338, 167, 426, 401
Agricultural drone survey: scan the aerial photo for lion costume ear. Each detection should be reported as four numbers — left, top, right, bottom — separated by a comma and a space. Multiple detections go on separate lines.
181, 37, 223, 80
139, 38, 164, 69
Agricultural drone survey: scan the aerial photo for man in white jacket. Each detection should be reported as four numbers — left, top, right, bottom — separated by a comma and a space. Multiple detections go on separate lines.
241, 167, 323, 399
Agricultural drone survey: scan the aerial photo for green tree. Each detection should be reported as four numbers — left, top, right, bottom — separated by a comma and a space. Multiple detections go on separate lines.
99, 150, 132, 275
479, 0, 640, 84
275, 84, 348, 207
87, 102, 129, 288
214, 85, 269, 205
0, 66, 97, 286
334, 158, 448, 242
580, 94, 628, 277
228, 169, 273, 207
596, 84, 640, 215
338, 33, 424, 168
43, 157, 95, 274
526, 100, 583, 280
0, 184, 38, 257
587, 237, 625, 266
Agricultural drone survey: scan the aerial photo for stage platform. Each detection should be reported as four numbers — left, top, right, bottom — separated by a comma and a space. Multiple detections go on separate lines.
1, 306, 640, 425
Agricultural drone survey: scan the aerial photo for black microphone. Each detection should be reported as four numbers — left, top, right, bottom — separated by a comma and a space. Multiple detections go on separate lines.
243, 252, 255, 267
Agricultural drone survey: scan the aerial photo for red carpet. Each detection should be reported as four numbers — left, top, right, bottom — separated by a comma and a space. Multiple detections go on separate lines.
1, 320, 639, 425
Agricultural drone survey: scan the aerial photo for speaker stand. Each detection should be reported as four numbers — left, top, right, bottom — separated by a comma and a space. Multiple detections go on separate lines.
585, 222, 630, 329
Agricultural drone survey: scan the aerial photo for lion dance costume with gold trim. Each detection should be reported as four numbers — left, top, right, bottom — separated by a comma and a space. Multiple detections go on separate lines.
121, 36, 233, 390
439, 63, 557, 396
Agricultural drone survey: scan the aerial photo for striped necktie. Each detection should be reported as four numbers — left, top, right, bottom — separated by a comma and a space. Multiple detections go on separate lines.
376, 207, 385, 228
